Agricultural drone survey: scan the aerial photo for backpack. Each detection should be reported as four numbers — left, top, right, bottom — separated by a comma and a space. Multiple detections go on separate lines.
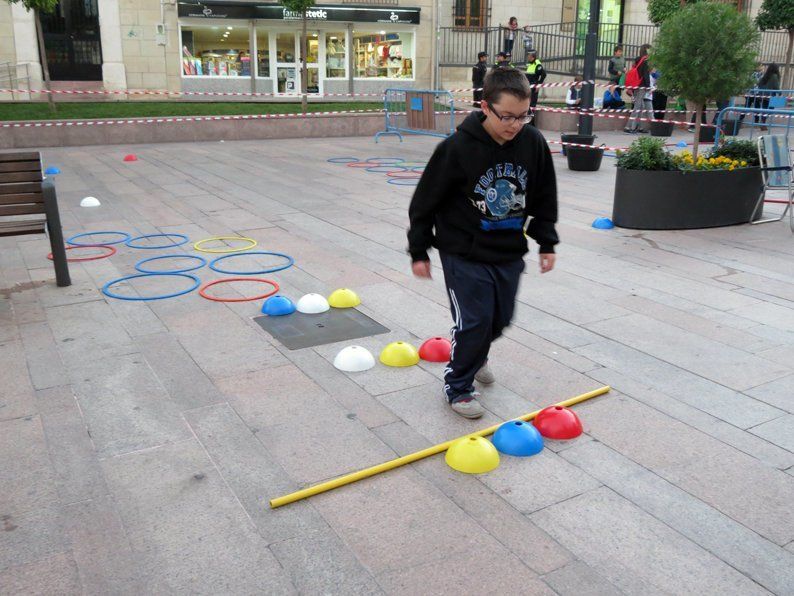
624, 56, 647, 90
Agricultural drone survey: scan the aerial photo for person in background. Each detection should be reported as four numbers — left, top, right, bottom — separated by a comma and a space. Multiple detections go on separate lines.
525, 51, 546, 112
624, 44, 651, 134
503, 17, 519, 55
607, 45, 625, 88
472, 51, 488, 108
651, 69, 667, 120
755, 62, 781, 130
522, 25, 534, 59
603, 84, 625, 110
493, 52, 514, 70
741, 62, 765, 120
566, 76, 583, 108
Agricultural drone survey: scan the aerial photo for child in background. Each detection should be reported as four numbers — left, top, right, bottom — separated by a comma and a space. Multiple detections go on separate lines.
566, 76, 583, 108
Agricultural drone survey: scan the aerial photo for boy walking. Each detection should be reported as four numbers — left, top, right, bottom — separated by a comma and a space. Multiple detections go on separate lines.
407, 68, 559, 419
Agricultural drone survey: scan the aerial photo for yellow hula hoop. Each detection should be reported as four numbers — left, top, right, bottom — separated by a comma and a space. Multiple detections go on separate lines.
193, 236, 257, 254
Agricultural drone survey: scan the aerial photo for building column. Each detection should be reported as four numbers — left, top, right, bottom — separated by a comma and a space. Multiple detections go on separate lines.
98, 0, 127, 89
10, 2, 43, 87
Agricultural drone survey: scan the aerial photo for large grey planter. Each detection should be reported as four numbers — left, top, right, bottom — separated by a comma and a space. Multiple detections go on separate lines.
612, 166, 762, 229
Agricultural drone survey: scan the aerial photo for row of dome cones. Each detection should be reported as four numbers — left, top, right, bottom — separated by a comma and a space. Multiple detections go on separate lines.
447, 407, 583, 474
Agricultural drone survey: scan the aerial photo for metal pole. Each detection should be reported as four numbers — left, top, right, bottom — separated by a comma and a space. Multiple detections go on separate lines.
578, 0, 601, 136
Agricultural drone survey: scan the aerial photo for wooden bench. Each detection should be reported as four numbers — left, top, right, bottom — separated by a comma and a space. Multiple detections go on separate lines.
0, 152, 71, 286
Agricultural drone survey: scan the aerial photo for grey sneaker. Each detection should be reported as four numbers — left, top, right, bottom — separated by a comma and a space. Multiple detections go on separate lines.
447, 390, 485, 419
475, 362, 495, 385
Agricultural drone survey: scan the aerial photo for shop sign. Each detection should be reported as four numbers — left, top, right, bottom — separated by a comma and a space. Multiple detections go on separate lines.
178, 2, 421, 24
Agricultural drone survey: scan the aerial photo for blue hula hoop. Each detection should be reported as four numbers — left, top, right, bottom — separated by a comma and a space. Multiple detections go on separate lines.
365, 157, 405, 164
327, 157, 359, 163
209, 251, 295, 275
126, 233, 189, 249
67, 231, 131, 246
387, 178, 420, 186
366, 165, 408, 173
102, 272, 200, 301
135, 254, 207, 274
410, 166, 425, 172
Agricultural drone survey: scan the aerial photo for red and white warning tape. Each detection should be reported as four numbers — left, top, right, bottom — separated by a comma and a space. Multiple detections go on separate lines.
0, 88, 387, 98
532, 105, 718, 128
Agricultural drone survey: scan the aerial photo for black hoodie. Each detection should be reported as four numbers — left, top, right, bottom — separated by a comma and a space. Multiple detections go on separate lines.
407, 111, 558, 264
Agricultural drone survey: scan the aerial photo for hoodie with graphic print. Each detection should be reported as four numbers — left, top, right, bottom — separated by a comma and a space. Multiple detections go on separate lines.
408, 111, 558, 264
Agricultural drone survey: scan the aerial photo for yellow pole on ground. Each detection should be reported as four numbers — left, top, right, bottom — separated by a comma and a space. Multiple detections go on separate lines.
269, 385, 610, 508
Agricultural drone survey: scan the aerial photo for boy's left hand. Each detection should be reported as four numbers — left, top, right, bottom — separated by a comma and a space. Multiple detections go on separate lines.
539, 253, 556, 274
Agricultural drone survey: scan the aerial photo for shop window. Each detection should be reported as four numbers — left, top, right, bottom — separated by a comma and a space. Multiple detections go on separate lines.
256, 30, 270, 77
325, 32, 346, 78
276, 32, 295, 63
181, 25, 251, 77
353, 32, 413, 79
305, 32, 319, 64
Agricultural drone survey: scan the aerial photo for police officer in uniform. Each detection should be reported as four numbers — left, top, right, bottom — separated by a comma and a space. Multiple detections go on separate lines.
525, 51, 546, 111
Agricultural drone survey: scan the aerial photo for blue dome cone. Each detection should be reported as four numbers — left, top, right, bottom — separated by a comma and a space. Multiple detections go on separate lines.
592, 217, 614, 229
44, 167, 60, 175
676, 140, 687, 148
262, 295, 296, 316
493, 420, 544, 457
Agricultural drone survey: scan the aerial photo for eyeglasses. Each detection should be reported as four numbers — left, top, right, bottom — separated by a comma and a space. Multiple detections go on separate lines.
486, 104, 533, 125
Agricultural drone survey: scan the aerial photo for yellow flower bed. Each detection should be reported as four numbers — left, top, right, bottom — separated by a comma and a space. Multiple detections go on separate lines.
673, 150, 748, 172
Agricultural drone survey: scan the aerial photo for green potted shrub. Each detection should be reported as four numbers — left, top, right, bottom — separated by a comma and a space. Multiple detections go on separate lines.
612, 138, 762, 229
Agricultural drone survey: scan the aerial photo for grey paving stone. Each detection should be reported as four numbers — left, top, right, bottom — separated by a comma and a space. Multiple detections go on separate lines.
0, 416, 59, 518
578, 387, 794, 543
0, 507, 67, 573
183, 403, 330, 544
18, 322, 68, 390
35, 386, 107, 504
270, 529, 383, 595
585, 313, 789, 391
64, 497, 140, 595
531, 487, 770, 596
561, 441, 794, 595
101, 439, 296, 594
749, 414, 794, 453
372, 420, 576, 576
374, 546, 554, 596
541, 560, 624, 596
0, 339, 37, 421
71, 353, 192, 457
0, 552, 81, 596
746, 374, 794, 414
135, 332, 224, 412
575, 339, 783, 428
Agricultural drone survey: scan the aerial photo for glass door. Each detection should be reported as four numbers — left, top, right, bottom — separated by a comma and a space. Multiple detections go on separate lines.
275, 31, 297, 93
304, 31, 321, 95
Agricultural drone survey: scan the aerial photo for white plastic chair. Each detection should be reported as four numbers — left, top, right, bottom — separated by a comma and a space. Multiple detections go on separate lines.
751, 135, 793, 232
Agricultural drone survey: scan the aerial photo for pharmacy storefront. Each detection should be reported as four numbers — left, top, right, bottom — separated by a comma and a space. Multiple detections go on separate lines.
177, 1, 421, 95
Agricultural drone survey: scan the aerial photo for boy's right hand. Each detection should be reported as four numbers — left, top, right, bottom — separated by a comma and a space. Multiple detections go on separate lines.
412, 260, 432, 278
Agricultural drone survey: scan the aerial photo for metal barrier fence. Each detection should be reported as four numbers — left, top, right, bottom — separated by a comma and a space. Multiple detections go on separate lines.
714, 105, 794, 146
375, 88, 456, 142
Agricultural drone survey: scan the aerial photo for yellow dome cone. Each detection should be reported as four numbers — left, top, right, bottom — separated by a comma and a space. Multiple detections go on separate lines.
379, 341, 420, 367
445, 435, 500, 474
328, 288, 361, 308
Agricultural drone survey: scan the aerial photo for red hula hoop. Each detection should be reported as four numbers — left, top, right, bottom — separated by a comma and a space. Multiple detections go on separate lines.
199, 277, 279, 302
47, 244, 116, 262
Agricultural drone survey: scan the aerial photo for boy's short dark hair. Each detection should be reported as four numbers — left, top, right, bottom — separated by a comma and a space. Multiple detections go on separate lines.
614, 45, 622, 52
482, 67, 531, 105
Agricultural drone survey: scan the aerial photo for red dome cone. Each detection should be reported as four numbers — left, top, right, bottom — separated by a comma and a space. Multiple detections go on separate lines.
419, 337, 451, 362
533, 406, 583, 440
123, 154, 138, 162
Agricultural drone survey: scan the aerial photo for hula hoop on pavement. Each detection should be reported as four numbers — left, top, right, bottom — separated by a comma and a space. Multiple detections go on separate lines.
47, 245, 116, 262
366, 165, 408, 173
125, 233, 189, 249
67, 231, 131, 246
387, 177, 420, 186
102, 272, 201, 301
135, 254, 207, 274
365, 157, 405, 164
347, 161, 382, 168
193, 236, 257, 253
199, 277, 279, 303
327, 157, 359, 163
209, 251, 294, 275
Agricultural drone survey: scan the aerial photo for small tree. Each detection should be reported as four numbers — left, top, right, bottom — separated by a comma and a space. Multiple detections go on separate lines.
8, 0, 57, 111
651, 2, 758, 158
646, 0, 699, 26
281, 0, 314, 113
755, 0, 794, 89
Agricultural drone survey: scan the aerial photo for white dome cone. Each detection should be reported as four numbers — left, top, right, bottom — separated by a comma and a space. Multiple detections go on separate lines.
296, 293, 330, 314
80, 196, 101, 207
333, 346, 376, 372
